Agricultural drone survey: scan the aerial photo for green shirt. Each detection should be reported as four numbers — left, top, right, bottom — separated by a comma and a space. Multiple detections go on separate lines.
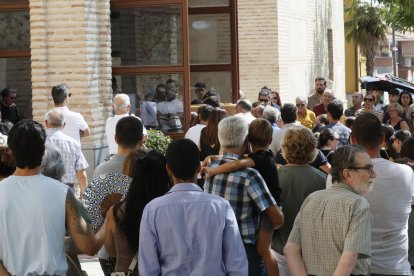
288, 182, 371, 275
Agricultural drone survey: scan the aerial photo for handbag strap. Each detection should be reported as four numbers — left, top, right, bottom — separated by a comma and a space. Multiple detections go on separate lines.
126, 254, 138, 276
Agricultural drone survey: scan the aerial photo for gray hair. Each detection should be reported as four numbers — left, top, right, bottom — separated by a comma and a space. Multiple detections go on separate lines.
295, 96, 308, 104
113, 93, 130, 112
218, 116, 248, 148
330, 144, 367, 183
41, 146, 65, 181
262, 106, 280, 124
236, 99, 253, 112
45, 109, 65, 128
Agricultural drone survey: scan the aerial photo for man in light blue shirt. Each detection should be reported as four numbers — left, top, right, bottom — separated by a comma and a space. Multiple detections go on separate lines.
138, 139, 248, 276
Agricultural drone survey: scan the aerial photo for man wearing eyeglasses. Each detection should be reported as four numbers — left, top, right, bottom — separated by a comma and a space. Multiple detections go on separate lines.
351, 113, 414, 275
0, 88, 20, 124
295, 96, 316, 129
284, 145, 375, 275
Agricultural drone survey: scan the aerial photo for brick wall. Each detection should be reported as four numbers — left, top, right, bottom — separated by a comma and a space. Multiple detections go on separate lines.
30, 0, 112, 149
238, 0, 346, 104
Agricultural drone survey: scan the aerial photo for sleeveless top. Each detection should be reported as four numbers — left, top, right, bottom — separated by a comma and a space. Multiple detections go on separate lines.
387, 119, 403, 131
0, 174, 68, 275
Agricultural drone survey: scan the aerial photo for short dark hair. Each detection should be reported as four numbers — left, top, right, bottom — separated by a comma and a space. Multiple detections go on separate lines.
51, 83, 70, 104
327, 99, 343, 120
248, 119, 272, 147
315, 77, 326, 85
318, 128, 335, 148
8, 119, 46, 169
236, 99, 252, 112
330, 144, 367, 183
166, 139, 200, 181
0, 146, 15, 177
115, 116, 143, 148
352, 113, 382, 150
1, 88, 16, 99
393, 129, 411, 143
199, 105, 214, 122
281, 103, 297, 124
401, 137, 414, 160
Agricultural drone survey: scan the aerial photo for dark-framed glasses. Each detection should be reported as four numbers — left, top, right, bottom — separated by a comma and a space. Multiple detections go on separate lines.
348, 165, 374, 174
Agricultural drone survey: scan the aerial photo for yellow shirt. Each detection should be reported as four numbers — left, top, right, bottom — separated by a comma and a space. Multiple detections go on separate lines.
297, 109, 316, 129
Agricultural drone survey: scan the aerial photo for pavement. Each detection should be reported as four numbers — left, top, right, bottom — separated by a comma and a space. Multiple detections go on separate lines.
79, 255, 103, 276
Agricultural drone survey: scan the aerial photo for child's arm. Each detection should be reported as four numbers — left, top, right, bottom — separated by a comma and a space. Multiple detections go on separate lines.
203, 158, 255, 178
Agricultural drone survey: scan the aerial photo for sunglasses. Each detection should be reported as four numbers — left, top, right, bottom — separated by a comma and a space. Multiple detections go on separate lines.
363, 98, 373, 102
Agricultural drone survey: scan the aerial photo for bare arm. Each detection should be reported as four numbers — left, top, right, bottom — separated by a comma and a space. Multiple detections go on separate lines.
65, 189, 103, 255
203, 158, 255, 178
201, 155, 222, 167
76, 169, 88, 199
104, 206, 117, 257
319, 163, 331, 174
333, 251, 358, 276
401, 121, 410, 131
80, 127, 90, 138
265, 204, 284, 229
284, 242, 307, 276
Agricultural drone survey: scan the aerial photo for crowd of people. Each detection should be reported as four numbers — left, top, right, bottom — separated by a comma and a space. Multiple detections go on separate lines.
0, 78, 414, 276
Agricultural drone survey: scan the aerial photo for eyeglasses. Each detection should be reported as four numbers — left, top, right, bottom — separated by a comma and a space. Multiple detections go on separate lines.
363, 98, 373, 102
332, 137, 339, 141
348, 165, 374, 174
296, 103, 306, 107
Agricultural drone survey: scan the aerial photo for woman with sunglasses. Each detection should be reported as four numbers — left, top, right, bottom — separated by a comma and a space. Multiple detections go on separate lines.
355, 94, 383, 121
387, 103, 409, 131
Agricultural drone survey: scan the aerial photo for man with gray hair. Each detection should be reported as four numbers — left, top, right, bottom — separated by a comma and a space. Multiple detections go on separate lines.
44, 108, 89, 197
50, 83, 90, 143
105, 93, 146, 155
235, 98, 256, 124
284, 145, 375, 275
204, 115, 284, 276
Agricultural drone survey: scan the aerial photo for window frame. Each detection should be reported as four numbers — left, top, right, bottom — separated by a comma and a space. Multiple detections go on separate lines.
0, 2, 30, 59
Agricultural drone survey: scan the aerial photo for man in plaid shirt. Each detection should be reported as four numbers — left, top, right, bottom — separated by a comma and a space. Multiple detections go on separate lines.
204, 116, 284, 276
44, 108, 88, 197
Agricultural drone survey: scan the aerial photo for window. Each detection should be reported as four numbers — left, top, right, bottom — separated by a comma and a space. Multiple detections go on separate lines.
0, 1, 31, 119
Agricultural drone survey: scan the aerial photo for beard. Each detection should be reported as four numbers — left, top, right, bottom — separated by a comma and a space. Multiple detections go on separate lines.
316, 88, 324, 94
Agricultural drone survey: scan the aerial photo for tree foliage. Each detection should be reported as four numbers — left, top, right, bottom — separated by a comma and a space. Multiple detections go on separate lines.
378, 0, 414, 31
345, 1, 388, 76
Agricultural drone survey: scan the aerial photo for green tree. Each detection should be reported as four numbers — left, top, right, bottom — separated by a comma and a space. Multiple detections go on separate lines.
378, 0, 414, 31
345, 1, 388, 76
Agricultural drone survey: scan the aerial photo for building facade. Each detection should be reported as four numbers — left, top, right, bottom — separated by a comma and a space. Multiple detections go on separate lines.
0, 0, 345, 171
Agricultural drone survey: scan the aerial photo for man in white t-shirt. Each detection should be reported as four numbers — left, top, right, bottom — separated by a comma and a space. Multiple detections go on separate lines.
50, 83, 90, 144
185, 105, 213, 149
105, 93, 147, 155
351, 113, 414, 275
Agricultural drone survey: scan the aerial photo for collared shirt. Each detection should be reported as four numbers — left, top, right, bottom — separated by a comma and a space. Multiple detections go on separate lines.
46, 128, 88, 184
288, 182, 371, 275
297, 109, 316, 129
54, 106, 88, 143
139, 183, 248, 276
204, 153, 276, 244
